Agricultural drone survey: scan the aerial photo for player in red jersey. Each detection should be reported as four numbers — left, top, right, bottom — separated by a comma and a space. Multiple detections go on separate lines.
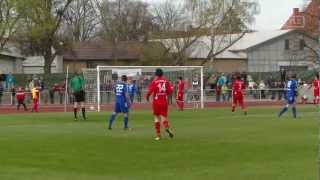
232, 75, 247, 115
313, 74, 320, 104
146, 68, 174, 141
176, 77, 184, 111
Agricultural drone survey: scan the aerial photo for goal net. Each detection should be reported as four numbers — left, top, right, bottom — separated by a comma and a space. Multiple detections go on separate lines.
82, 66, 204, 112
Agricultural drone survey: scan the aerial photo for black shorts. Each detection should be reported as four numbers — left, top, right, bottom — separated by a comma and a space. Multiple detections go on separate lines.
74, 90, 85, 102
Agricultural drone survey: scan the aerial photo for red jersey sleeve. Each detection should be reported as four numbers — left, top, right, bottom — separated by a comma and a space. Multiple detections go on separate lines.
147, 80, 155, 98
166, 80, 173, 95
231, 81, 236, 91
241, 81, 246, 90
177, 80, 184, 93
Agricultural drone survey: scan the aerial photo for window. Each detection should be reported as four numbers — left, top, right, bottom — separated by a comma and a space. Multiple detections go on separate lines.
299, 39, 305, 50
284, 39, 290, 50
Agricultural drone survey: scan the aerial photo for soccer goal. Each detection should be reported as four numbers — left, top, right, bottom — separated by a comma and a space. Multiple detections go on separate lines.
82, 66, 204, 112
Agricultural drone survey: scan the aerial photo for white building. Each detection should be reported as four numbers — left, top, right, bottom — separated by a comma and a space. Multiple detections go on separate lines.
155, 29, 319, 72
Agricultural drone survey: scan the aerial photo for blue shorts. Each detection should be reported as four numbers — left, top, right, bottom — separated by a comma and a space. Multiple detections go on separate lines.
114, 102, 129, 113
286, 96, 295, 105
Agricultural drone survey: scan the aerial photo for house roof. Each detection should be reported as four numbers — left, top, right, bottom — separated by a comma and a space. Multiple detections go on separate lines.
0, 51, 25, 59
63, 41, 144, 61
281, 1, 320, 37
154, 29, 295, 60
228, 29, 293, 51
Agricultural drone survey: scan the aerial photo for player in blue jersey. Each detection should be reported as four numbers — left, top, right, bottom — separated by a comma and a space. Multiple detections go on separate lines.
108, 75, 131, 130
128, 79, 137, 103
278, 74, 298, 118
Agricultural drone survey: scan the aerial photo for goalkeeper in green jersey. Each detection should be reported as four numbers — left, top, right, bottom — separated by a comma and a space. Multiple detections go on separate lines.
69, 72, 86, 121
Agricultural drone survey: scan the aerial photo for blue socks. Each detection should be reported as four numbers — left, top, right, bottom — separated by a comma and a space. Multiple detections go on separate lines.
108, 113, 116, 129
124, 115, 129, 129
292, 107, 297, 118
278, 106, 297, 118
278, 107, 288, 117
108, 113, 129, 129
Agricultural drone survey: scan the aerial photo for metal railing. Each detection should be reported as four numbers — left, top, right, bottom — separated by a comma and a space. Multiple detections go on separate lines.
0, 87, 313, 106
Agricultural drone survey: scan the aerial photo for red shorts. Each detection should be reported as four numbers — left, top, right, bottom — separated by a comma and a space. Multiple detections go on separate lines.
314, 89, 319, 97
176, 92, 184, 101
232, 95, 244, 107
152, 101, 168, 117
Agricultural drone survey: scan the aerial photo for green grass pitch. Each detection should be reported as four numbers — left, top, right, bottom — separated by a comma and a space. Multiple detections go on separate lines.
0, 106, 317, 180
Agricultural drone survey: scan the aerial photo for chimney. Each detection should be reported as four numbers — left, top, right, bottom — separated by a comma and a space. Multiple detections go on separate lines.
293, 8, 300, 15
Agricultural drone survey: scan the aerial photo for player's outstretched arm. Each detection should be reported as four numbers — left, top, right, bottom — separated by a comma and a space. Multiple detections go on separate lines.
146, 81, 155, 102
167, 81, 173, 95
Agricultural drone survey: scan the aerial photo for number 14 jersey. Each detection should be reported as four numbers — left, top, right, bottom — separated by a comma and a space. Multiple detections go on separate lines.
147, 76, 173, 103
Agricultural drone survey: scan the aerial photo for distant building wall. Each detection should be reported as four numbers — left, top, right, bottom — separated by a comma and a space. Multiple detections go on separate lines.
187, 58, 247, 73
247, 31, 318, 72
23, 56, 63, 74
0, 55, 24, 74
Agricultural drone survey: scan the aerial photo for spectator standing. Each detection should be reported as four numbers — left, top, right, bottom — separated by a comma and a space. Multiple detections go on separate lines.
105, 80, 113, 103
216, 73, 226, 102
280, 68, 286, 84
191, 76, 200, 104
40, 79, 49, 104
51, 83, 60, 104
6, 72, 15, 90
221, 83, 229, 102
276, 81, 284, 100
128, 79, 137, 103
0, 83, 3, 104
184, 78, 190, 102
60, 81, 66, 104
207, 74, 217, 95
267, 76, 276, 100
0, 73, 5, 90
16, 87, 28, 111
259, 80, 266, 99
11, 86, 16, 105
28, 79, 34, 103
241, 72, 248, 86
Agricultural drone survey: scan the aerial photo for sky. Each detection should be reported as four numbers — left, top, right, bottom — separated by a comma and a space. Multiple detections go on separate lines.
253, 0, 305, 30
141, 0, 307, 31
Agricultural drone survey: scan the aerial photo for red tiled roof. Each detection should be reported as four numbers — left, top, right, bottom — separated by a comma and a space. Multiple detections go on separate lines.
281, 0, 320, 37
63, 41, 144, 60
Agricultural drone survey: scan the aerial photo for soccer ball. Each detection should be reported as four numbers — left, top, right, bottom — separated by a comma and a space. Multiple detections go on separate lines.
90, 106, 95, 110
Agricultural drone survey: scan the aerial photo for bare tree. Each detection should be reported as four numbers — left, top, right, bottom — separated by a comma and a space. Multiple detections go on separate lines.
150, 0, 259, 66
96, 0, 153, 42
94, 0, 153, 63
17, 0, 74, 78
0, 0, 20, 50
151, 0, 208, 65
63, 0, 99, 42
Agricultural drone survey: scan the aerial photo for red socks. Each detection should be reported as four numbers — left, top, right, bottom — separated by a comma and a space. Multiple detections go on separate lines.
33, 99, 38, 112
162, 120, 170, 129
154, 122, 161, 137
176, 101, 184, 110
154, 120, 171, 137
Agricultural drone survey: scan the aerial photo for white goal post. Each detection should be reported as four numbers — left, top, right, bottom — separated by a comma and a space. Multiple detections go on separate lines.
83, 66, 204, 112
